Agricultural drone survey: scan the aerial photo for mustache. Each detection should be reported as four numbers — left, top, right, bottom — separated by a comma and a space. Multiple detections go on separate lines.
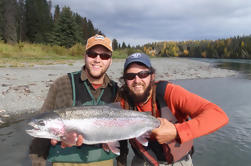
132, 82, 145, 86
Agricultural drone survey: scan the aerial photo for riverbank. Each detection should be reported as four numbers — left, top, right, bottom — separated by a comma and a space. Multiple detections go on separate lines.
0, 57, 237, 125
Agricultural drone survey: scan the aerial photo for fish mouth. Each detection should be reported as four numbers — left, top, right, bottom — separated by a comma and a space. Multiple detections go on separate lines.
26, 122, 40, 131
25, 122, 44, 137
26, 124, 39, 135
25, 123, 60, 140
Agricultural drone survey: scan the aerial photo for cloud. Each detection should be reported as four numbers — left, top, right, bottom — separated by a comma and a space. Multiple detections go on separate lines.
51, 0, 251, 45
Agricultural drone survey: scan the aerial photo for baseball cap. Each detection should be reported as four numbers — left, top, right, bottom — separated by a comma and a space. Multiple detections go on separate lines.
86, 34, 113, 52
124, 53, 152, 70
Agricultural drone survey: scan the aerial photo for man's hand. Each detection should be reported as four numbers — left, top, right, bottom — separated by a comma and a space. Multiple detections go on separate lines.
51, 132, 84, 148
151, 118, 178, 144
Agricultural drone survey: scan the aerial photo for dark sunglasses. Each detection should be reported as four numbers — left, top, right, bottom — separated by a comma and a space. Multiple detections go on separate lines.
86, 51, 112, 60
124, 71, 152, 80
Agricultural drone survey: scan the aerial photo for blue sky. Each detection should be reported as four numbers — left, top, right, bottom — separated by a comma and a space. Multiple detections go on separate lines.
51, 0, 251, 46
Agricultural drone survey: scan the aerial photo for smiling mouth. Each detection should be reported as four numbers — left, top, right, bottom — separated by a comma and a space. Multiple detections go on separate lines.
92, 65, 102, 69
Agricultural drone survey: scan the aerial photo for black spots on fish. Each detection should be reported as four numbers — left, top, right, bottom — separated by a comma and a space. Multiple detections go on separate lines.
33, 112, 61, 121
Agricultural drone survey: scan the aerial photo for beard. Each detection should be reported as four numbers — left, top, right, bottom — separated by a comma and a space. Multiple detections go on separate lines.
126, 81, 153, 105
85, 65, 106, 80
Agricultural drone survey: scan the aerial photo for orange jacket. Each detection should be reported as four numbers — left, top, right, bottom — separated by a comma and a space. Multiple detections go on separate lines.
121, 83, 229, 143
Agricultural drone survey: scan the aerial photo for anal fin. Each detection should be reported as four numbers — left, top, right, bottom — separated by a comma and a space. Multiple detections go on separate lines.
136, 132, 150, 146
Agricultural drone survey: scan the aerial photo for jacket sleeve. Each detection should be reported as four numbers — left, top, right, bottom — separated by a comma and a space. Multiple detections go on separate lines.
40, 75, 72, 112
40, 80, 57, 112
165, 84, 229, 143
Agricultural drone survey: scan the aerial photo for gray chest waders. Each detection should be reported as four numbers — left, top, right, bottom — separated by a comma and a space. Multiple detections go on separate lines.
47, 71, 118, 163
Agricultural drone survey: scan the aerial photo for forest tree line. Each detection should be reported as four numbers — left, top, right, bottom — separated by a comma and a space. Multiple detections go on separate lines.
144, 35, 251, 59
0, 0, 102, 47
0, 0, 250, 59
0, 0, 131, 49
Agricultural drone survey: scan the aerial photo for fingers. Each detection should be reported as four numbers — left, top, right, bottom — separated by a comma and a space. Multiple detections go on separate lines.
151, 118, 177, 144
76, 135, 84, 146
61, 133, 84, 148
61, 142, 69, 148
51, 132, 84, 148
152, 118, 167, 133
51, 139, 58, 146
157, 118, 168, 126
102, 144, 110, 152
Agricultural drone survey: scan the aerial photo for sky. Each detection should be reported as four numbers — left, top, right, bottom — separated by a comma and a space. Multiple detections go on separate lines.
51, 0, 251, 46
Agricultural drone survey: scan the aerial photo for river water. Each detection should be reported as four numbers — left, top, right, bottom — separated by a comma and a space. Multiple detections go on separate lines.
0, 58, 251, 166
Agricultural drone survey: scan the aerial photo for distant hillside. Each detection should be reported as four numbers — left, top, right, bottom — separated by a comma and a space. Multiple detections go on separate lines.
143, 35, 251, 59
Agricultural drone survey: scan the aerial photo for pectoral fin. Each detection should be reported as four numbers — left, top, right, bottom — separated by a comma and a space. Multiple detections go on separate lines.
106, 141, 120, 155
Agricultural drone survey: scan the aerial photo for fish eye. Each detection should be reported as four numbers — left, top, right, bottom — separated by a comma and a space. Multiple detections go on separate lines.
38, 120, 45, 126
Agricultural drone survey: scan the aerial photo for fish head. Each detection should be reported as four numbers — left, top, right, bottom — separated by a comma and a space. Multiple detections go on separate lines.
26, 112, 65, 141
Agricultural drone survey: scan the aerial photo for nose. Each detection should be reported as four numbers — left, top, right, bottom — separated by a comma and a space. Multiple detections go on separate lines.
134, 75, 141, 83
94, 55, 102, 62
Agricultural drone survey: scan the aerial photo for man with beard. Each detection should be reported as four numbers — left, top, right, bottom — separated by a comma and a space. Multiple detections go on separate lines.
29, 34, 127, 166
118, 52, 229, 166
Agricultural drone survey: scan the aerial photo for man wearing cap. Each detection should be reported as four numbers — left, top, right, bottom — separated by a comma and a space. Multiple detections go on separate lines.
29, 34, 127, 166
118, 52, 229, 166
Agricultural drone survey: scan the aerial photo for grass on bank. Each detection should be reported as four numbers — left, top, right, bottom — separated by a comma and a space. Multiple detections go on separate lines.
0, 42, 142, 67
0, 42, 83, 67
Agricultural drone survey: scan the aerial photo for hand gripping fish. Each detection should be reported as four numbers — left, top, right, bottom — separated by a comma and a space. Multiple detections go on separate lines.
26, 105, 160, 155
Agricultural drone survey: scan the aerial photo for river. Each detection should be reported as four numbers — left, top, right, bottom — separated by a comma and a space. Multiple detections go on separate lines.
0, 58, 251, 166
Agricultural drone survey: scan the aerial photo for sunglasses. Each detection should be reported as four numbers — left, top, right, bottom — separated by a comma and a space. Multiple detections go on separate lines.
124, 71, 152, 80
86, 51, 112, 60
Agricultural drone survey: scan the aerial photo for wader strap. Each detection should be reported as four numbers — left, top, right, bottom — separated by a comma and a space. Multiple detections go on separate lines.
83, 81, 105, 105
156, 81, 193, 163
111, 81, 118, 100
130, 139, 159, 166
96, 89, 104, 105
70, 72, 78, 106
156, 81, 177, 122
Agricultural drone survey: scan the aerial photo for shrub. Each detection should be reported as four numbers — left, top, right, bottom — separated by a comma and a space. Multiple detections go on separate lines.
69, 43, 85, 56
50, 45, 68, 56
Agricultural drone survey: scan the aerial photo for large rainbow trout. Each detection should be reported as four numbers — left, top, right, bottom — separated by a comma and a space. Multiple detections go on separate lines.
26, 105, 160, 154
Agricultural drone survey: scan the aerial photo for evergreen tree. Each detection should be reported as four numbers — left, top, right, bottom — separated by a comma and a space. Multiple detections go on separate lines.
74, 13, 84, 43
0, 0, 4, 40
87, 19, 95, 38
52, 7, 78, 48
112, 39, 118, 50
3, 0, 17, 44
53, 5, 60, 22
25, 0, 53, 43
82, 17, 88, 43
122, 42, 127, 49
17, 0, 26, 42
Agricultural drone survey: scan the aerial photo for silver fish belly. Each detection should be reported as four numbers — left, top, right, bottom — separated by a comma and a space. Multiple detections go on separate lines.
26, 105, 160, 145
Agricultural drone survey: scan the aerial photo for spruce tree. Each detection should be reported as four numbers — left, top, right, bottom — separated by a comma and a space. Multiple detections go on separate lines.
3, 0, 17, 44
25, 0, 53, 43
17, 0, 26, 42
52, 7, 78, 48
87, 19, 95, 38
82, 17, 88, 43
53, 5, 60, 23
74, 13, 84, 43
0, 0, 4, 40
112, 39, 118, 50
122, 42, 127, 49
